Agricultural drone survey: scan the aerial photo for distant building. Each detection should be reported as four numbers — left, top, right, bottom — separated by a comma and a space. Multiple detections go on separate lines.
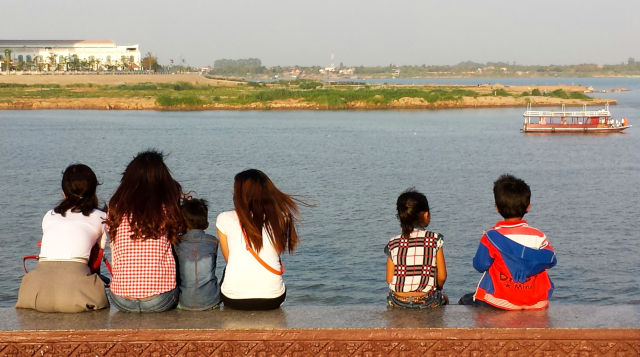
0, 40, 141, 72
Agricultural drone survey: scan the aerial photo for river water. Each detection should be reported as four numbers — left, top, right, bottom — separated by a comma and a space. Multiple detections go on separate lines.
0, 77, 638, 307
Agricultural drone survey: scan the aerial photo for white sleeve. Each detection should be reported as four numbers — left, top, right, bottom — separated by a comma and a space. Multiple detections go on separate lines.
215, 211, 233, 235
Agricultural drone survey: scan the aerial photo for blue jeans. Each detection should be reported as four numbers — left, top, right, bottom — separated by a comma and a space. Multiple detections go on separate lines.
109, 287, 178, 312
387, 290, 448, 309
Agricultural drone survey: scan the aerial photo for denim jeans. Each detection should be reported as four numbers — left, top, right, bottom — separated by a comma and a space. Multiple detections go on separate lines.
387, 290, 448, 309
174, 229, 220, 310
109, 287, 178, 312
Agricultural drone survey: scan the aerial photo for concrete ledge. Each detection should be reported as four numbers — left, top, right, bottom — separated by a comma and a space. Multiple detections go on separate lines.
1, 305, 639, 356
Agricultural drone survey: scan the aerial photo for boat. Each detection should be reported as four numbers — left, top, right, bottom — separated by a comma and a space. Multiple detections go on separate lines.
522, 103, 631, 133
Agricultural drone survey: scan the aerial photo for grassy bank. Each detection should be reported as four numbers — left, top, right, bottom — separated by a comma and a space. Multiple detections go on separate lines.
0, 79, 606, 110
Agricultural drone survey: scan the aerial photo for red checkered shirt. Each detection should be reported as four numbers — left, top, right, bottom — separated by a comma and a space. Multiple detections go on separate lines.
109, 215, 176, 298
386, 229, 444, 293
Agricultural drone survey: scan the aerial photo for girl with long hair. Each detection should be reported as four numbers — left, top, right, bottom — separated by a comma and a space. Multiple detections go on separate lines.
216, 169, 303, 310
107, 150, 184, 312
385, 188, 448, 308
16, 164, 109, 312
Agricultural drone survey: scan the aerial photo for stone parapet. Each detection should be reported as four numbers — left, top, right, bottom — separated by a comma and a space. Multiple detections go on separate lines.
1, 305, 638, 356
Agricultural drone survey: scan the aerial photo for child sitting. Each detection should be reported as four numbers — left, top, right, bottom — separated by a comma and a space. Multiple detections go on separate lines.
175, 197, 220, 310
16, 164, 109, 312
107, 150, 183, 312
385, 189, 448, 308
459, 174, 557, 310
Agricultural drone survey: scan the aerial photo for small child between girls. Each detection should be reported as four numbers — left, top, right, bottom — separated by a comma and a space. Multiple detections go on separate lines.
175, 197, 221, 310
16, 164, 109, 312
385, 189, 448, 308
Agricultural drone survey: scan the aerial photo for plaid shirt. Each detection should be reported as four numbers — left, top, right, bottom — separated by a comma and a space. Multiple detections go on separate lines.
109, 215, 176, 298
386, 229, 444, 293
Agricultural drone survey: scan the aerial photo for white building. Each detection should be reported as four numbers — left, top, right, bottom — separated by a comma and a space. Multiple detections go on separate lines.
0, 40, 141, 72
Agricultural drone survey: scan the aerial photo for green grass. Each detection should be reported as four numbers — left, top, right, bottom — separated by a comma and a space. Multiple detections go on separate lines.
0, 82, 596, 109
155, 94, 205, 107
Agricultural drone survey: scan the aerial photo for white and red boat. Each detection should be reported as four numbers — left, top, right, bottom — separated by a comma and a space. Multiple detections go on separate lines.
522, 103, 631, 133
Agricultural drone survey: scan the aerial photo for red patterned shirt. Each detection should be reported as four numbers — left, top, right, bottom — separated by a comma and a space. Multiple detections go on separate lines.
386, 229, 444, 293
109, 215, 176, 298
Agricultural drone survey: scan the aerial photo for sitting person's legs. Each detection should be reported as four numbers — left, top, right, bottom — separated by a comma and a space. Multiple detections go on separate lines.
110, 287, 178, 312
221, 291, 286, 310
458, 292, 498, 308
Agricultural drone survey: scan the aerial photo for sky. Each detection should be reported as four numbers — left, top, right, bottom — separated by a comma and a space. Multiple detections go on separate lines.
3, 0, 639, 67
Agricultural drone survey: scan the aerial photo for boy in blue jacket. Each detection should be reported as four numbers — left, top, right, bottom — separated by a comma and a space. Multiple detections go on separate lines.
459, 174, 557, 310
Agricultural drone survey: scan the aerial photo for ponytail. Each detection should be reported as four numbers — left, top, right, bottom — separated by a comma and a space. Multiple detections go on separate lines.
396, 188, 430, 238
54, 164, 99, 217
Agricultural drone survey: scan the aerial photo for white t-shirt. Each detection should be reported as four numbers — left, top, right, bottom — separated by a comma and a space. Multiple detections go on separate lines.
39, 209, 107, 260
216, 210, 285, 299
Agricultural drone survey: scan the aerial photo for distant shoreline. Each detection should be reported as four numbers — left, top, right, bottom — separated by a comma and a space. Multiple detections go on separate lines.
0, 73, 616, 111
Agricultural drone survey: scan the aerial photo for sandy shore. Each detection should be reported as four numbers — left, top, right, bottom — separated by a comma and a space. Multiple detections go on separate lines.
0, 73, 615, 110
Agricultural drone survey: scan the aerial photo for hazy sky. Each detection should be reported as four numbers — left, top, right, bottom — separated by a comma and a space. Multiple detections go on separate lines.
3, 0, 639, 67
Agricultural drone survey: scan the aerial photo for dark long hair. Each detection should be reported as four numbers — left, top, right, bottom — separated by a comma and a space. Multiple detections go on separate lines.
396, 188, 430, 238
53, 164, 100, 217
107, 150, 184, 245
233, 169, 302, 254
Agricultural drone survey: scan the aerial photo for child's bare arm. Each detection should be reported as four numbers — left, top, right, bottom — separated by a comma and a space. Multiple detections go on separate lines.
436, 248, 447, 288
217, 229, 229, 262
386, 257, 394, 284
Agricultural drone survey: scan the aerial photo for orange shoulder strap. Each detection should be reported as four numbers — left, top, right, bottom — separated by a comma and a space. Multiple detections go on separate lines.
241, 226, 285, 275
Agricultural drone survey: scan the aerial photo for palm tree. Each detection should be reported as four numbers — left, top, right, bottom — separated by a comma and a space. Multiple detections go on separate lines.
3, 49, 11, 72
47, 53, 56, 72
61, 56, 69, 71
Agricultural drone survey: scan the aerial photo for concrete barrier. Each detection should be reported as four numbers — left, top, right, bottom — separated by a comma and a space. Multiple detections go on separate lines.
1, 304, 638, 356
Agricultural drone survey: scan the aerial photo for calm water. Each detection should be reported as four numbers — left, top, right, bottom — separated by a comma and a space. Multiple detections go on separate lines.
1, 78, 639, 307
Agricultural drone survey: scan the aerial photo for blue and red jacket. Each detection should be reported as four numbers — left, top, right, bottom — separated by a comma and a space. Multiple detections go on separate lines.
473, 220, 557, 310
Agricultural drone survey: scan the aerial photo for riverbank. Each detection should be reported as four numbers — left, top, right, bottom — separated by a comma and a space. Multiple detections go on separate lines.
0, 73, 615, 110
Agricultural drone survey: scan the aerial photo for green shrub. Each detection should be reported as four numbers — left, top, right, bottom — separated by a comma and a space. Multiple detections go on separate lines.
247, 81, 264, 88
548, 89, 568, 99
156, 94, 204, 107
117, 83, 157, 90
569, 91, 590, 99
531, 88, 542, 96
298, 80, 323, 90
172, 81, 196, 91
494, 88, 510, 96
0, 83, 27, 88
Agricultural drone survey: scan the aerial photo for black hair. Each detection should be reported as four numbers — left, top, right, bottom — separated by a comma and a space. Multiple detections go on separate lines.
396, 188, 430, 238
181, 197, 209, 230
493, 174, 531, 219
53, 164, 100, 217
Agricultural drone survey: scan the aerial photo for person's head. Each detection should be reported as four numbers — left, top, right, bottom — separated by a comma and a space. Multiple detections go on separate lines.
54, 164, 100, 217
493, 174, 531, 220
396, 188, 430, 238
181, 197, 209, 230
107, 150, 184, 244
233, 169, 300, 254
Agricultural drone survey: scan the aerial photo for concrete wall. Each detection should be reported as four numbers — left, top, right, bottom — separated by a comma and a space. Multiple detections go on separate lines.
1, 305, 638, 356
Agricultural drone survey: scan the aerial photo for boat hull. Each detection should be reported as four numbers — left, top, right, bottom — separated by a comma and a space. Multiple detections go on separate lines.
523, 124, 631, 133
